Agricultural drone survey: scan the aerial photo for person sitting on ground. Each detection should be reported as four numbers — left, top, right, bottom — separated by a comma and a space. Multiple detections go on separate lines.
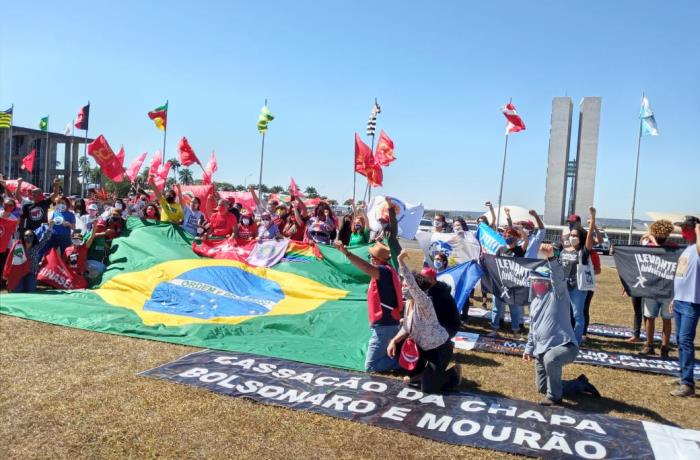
207, 199, 238, 240
387, 250, 460, 394
334, 240, 403, 372
7, 221, 55, 293
257, 212, 279, 241
523, 244, 600, 406
669, 216, 700, 398
637, 219, 677, 357
420, 267, 461, 337
150, 178, 183, 225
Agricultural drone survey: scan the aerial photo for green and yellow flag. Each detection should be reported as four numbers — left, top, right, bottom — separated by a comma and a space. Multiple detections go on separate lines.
257, 105, 274, 133
0, 219, 372, 370
148, 102, 168, 131
39, 116, 49, 131
0, 106, 12, 129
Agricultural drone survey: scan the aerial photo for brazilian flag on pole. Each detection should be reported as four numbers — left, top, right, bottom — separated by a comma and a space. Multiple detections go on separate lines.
0, 219, 372, 370
39, 116, 49, 131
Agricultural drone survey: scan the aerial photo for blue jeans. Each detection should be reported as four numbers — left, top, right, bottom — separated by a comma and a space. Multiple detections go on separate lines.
11, 273, 38, 293
365, 324, 400, 372
674, 300, 700, 387
491, 296, 523, 333
45, 233, 72, 256
568, 286, 588, 345
535, 342, 579, 400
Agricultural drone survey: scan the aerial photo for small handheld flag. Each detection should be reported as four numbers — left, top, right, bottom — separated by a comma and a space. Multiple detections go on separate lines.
39, 116, 49, 132
148, 102, 168, 131
501, 102, 525, 134
257, 105, 274, 133
640, 96, 659, 136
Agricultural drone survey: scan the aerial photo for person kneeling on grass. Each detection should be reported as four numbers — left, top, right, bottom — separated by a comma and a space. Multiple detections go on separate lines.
386, 250, 461, 394
334, 240, 403, 372
523, 244, 600, 406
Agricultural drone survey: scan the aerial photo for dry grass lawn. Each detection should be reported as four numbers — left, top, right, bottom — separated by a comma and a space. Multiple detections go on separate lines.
1, 262, 699, 459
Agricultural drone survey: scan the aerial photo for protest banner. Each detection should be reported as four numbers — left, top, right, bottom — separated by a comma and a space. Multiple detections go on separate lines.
613, 245, 684, 298
480, 255, 546, 306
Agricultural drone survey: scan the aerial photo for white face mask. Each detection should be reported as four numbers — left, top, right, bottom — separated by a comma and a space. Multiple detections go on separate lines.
114, 203, 123, 210
71, 238, 83, 246
569, 236, 580, 247
57, 203, 67, 212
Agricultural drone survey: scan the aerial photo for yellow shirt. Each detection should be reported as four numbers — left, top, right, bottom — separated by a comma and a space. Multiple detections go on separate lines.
159, 197, 184, 223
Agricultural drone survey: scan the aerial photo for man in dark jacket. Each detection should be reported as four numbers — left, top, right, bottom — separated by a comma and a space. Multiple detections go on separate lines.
421, 267, 461, 337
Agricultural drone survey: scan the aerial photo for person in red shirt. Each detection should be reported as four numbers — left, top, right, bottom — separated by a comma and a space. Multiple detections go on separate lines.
207, 199, 238, 239
236, 209, 257, 242
64, 229, 97, 279
283, 198, 307, 241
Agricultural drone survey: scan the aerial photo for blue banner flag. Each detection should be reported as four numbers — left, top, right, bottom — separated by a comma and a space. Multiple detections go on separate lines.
437, 260, 484, 312
640, 96, 659, 136
476, 222, 505, 255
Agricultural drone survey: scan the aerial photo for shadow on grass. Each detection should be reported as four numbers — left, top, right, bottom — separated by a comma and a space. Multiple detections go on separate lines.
452, 353, 501, 368
563, 396, 680, 427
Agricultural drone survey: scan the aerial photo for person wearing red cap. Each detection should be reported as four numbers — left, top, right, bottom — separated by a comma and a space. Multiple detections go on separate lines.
334, 240, 403, 372
420, 266, 461, 338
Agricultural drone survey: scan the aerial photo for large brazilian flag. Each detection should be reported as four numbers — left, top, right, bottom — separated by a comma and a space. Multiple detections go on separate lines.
0, 219, 373, 370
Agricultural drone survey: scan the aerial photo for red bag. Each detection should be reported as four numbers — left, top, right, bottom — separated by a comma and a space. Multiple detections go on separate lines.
399, 338, 420, 371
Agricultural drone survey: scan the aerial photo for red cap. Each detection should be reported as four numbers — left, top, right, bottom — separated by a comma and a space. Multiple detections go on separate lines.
420, 267, 437, 279
566, 214, 581, 223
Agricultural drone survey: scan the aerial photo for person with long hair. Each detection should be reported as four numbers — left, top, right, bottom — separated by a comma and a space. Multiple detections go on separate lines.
305, 201, 336, 245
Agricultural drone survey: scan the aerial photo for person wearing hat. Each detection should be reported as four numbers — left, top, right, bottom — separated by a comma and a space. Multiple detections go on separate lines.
334, 240, 403, 372
420, 266, 461, 338
523, 244, 600, 405
670, 215, 700, 397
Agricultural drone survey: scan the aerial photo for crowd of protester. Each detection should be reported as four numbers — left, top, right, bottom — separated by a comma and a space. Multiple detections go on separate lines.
0, 175, 697, 400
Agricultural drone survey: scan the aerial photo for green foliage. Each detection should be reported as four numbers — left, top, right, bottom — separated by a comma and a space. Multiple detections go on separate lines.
304, 186, 319, 198
178, 168, 194, 185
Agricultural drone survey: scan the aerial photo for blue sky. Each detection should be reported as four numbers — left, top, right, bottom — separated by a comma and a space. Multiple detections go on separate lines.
2, 1, 698, 218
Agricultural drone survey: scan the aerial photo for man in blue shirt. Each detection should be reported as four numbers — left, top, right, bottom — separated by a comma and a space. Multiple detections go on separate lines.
670, 216, 700, 397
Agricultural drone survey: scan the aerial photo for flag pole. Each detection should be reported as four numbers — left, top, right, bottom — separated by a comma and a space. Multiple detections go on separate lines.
7, 104, 14, 177
162, 100, 168, 161
81, 103, 89, 198
44, 118, 50, 190
257, 99, 267, 198
495, 133, 509, 229
628, 92, 645, 244
366, 132, 376, 203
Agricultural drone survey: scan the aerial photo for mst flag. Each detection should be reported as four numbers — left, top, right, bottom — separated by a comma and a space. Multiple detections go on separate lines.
501, 102, 525, 134
148, 102, 168, 131
20, 149, 37, 173
374, 130, 396, 166
87, 135, 124, 181
640, 96, 659, 136
613, 245, 684, 299
75, 103, 90, 130
178, 136, 201, 166
481, 255, 546, 306
0, 217, 18, 252
0, 106, 13, 128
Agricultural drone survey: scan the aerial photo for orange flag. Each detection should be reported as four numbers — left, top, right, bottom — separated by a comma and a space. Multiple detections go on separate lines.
374, 130, 396, 166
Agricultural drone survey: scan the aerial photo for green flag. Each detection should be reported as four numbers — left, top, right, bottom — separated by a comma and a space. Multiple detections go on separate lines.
0, 219, 372, 370
39, 116, 49, 131
257, 105, 274, 133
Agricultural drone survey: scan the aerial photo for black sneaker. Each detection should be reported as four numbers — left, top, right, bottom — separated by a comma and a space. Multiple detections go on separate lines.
577, 374, 601, 397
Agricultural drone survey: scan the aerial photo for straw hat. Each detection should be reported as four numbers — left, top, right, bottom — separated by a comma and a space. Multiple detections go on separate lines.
368, 242, 391, 263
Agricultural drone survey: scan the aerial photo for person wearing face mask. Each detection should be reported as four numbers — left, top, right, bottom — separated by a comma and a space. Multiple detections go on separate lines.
283, 197, 307, 242
144, 204, 160, 221
372, 197, 402, 269
80, 203, 100, 232
386, 250, 460, 393
336, 213, 354, 245
150, 177, 184, 225
523, 244, 600, 406
420, 267, 461, 338
64, 229, 98, 279
432, 252, 448, 273
237, 209, 258, 242
46, 196, 76, 254
348, 212, 370, 246
0, 198, 19, 288
177, 185, 209, 237
20, 178, 60, 234
207, 199, 238, 239
334, 240, 404, 372
3, 220, 55, 292
432, 214, 447, 233
272, 204, 289, 229
669, 216, 700, 397
132, 192, 150, 218
256, 212, 279, 241
558, 207, 597, 345
305, 202, 336, 245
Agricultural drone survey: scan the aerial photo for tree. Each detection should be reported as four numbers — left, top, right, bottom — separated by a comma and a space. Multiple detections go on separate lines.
104, 178, 132, 197
304, 186, 319, 198
269, 185, 284, 193
259, 184, 270, 193
167, 158, 181, 184
178, 168, 194, 185
235, 184, 246, 191
343, 198, 353, 206
328, 199, 338, 206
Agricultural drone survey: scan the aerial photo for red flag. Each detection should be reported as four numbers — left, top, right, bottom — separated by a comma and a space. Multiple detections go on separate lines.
149, 150, 163, 179
74, 104, 90, 130
354, 133, 374, 176
374, 130, 396, 166
202, 151, 217, 185
20, 149, 36, 173
289, 177, 300, 197
502, 102, 526, 134
116, 146, 126, 166
4, 179, 38, 197
2, 240, 30, 292
87, 135, 124, 181
178, 136, 201, 166
0, 217, 18, 252
179, 184, 215, 217
125, 152, 148, 183
366, 163, 383, 187
37, 248, 88, 290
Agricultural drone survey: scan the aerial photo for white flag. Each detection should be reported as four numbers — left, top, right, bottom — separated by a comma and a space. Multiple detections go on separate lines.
64, 122, 73, 136
367, 195, 424, 240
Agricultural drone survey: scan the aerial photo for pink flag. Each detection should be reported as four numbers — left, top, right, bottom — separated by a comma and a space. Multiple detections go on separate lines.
202, 151, 218, 185
148, 150, 163, 181
289, 177, 300, 197
125, 152, 148, 183
501, 102, 526, 134
113, 146, 126, 181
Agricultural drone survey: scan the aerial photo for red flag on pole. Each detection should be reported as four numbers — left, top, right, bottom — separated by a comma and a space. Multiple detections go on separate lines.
74, 104, 90, 130
354, 133, 374, 176
125, 152, 148, 183
202, 151, 218, 185
2, 240, 30, 292
20, 149, 36, 173
366, 164, 383, 187
289, 177, 300, 197
502, 102, 526, 134
116, 146, 126, 166
178, 136, 201, 166
374, 130, 396, 166
0, 217, 18, 252
37, 248, 88, 290
87, 135, 124, 181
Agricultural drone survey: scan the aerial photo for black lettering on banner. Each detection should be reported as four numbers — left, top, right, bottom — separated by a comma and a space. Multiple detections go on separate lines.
139, 350, 697, 459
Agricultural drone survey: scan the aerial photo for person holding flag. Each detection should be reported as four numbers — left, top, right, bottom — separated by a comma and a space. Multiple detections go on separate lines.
3, 220, 55, 293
